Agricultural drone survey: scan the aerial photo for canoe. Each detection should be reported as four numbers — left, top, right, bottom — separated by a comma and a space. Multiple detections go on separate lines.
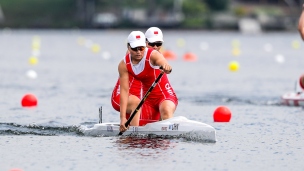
80, 116, 216, 142
281, 92, 304, 106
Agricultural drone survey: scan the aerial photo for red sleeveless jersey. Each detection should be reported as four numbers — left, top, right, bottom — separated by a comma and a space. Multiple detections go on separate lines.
125, 48, 176, 99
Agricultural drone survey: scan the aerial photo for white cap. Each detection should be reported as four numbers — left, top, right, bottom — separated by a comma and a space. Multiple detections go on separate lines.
127, 31, 146, 48
145, 27, 163, 42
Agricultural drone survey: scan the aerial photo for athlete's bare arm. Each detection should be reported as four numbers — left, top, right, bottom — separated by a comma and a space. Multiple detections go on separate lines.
298, 4, 304, 40
118, 60, 129, 131
150, 50, 172, 74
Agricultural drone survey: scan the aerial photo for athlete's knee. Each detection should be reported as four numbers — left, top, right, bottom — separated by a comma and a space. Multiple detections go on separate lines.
111, 98, 120, 112
160, 101, 176, 120
161, 112, 171, 120
161, 107, 175, 120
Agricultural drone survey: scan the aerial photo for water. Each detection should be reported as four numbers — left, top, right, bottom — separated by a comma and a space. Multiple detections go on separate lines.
1, 29, 304, 171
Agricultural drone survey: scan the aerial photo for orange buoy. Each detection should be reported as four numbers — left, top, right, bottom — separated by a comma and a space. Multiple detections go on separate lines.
183, 52, 197, 62
162, 50, 176, 60
213, 106, 231, 122
21, 94, 38, 107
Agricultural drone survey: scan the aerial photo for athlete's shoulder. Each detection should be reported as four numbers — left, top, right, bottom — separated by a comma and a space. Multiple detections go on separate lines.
149, 49, 163, 59
118, 59, 127, 70
123, 53, 131, 63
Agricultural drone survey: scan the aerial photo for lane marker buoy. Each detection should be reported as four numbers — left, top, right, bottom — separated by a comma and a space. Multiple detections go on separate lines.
21, 94, 38, 107
213, 106, 231, 122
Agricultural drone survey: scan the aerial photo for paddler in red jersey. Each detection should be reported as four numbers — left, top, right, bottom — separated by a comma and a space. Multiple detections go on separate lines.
111, 27, 178, 128
118, 31, 178, 133
139, 27, 178, 126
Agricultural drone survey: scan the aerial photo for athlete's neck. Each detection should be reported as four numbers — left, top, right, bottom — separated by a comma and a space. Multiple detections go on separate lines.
130, 55, 143, 65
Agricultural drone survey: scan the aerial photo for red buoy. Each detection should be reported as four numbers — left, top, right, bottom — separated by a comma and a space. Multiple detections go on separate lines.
21, 94, 37, 107
213, 106, 231, 122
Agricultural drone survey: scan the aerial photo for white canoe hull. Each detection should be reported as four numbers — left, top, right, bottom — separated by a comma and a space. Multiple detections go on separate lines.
281, 92, 304, 107
80, 116, 216, 142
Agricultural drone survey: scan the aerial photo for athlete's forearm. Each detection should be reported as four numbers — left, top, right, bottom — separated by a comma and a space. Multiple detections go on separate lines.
119, 87, 128, 119
151, 51, 172, 74
119, 76, 129, 120
118, 60, 129, 120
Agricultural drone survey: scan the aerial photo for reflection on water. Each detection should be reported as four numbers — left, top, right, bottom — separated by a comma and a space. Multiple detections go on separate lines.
115, 136, 175, 150
114, 136, 176, 157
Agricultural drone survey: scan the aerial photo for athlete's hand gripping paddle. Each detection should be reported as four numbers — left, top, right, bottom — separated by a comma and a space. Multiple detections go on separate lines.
118, 66, 168, 136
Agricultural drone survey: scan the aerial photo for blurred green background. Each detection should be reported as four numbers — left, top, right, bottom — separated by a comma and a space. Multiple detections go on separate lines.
0, 0, 302, 30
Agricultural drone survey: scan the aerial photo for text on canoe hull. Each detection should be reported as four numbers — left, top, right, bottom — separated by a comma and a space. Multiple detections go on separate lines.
105, 123, 180, 132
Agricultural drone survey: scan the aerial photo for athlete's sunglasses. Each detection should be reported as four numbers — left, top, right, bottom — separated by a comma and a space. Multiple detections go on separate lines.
129, 46, 145, 52
148, 42, 163, 47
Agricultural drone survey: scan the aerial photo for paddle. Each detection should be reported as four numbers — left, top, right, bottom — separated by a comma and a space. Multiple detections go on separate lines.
118, 67, 168, 136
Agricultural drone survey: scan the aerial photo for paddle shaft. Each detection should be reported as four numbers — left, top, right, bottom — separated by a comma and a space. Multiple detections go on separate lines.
118, 69, 166, 135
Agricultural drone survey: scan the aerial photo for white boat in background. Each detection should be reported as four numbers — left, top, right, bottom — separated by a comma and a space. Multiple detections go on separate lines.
80, 116, 216, 143
281, 92, 304, 107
